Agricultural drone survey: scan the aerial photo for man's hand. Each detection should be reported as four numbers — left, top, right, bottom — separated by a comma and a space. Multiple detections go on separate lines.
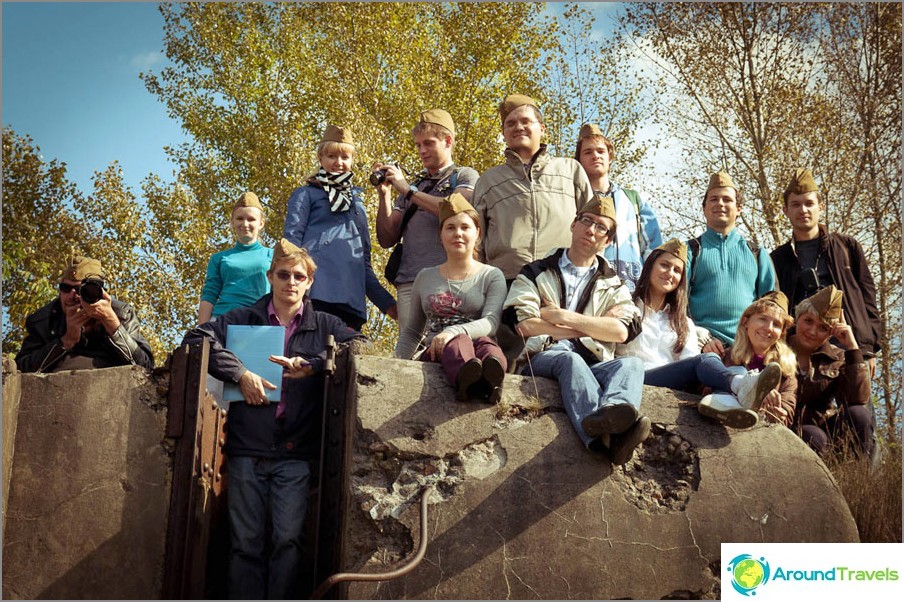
269, 355, 314, 379
539, 304, 571, 328
373, 163, 408, 196
238, 370, 277, 405
82, 289, 121, 335
62, 302, 92, 349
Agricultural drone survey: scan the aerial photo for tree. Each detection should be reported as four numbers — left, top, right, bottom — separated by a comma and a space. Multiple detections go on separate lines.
2, 128, 95, 352
618, 2, 901, 439
821, 3, 902, 439
139, 2, 650, 354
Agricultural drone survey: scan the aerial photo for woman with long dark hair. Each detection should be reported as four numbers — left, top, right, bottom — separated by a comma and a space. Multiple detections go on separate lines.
618, 239, 781, 428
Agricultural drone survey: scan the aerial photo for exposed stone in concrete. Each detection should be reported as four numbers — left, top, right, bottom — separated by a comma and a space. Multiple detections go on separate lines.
2, 355, 21, 533
2, 366, 171, 600
342, 355, 858, 600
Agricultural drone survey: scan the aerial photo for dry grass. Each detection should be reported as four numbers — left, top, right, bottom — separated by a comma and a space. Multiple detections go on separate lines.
825, 441, 902, 543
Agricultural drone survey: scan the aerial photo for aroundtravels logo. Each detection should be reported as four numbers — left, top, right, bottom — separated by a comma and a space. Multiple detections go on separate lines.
726, 554, 771, 596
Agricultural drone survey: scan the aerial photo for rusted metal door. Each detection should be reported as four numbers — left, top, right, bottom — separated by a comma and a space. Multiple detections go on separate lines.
162, 341, 228, 599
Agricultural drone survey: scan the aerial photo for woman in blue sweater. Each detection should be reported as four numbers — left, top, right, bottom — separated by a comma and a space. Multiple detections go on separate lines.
284, 125, 397, 331
198, 192, 273, 324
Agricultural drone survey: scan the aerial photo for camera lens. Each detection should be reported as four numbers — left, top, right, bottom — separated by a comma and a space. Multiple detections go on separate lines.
78, 279, 104, 304
369, 169, 387, 187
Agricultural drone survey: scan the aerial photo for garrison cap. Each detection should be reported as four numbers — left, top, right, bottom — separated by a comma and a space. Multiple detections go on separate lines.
759, 290, 790, 315
61, 256, 104, 282
272, 238, 304, 263
439, 192, 476, 225
578, 192, 617, 223
418, 109, 456, 137
785, 168, 819, 197
320, 124, 354, 145
799, 285, 844, 322
656, 238, 688, 265
498, 94, 539, 122
706, 171, 737, 193
233, 191, 264, 213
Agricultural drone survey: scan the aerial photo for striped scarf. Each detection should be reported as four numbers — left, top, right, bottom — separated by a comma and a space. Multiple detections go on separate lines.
315, 168, 354, 213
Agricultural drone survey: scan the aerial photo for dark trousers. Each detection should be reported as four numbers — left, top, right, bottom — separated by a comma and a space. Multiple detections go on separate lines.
311, 299, 365, 332
800, 404, 875, 458
421, 333, 507, 386
227, 456, 312, 600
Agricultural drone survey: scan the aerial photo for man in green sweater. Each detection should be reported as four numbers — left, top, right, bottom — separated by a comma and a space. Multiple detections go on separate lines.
687, 172, 776, 354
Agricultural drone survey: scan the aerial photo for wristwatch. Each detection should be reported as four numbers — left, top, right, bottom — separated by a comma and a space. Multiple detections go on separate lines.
404, 184, 418, 202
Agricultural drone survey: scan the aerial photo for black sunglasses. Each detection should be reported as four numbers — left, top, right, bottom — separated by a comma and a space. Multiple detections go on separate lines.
275, 270, 309, 283
58, 282, 79, 294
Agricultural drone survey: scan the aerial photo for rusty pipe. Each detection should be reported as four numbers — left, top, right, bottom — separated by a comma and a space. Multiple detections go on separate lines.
310, 485, 433, 600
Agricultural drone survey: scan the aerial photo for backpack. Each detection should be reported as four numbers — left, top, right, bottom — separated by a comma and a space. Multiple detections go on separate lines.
687, 234, 760, 288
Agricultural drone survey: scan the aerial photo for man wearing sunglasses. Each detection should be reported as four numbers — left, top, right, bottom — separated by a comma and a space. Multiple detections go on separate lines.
503, 194, 649, 466
15, 256, 153, 373
181, 238, 365, 599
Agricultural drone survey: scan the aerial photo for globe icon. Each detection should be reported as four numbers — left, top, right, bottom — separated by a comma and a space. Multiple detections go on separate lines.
733, 558, 765, 590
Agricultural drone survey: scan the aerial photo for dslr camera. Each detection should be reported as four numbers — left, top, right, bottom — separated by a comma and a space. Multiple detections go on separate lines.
78, 277, 106, 304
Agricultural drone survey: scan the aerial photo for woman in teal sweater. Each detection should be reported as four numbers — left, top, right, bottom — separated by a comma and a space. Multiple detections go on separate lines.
198, 192, 273, 323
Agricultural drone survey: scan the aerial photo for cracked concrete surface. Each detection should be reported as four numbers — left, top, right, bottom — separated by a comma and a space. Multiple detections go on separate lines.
2, 365, 171, 599
344, 355, 859, 600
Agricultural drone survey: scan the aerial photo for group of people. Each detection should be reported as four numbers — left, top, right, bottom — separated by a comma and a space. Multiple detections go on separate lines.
14, 93, 883, 599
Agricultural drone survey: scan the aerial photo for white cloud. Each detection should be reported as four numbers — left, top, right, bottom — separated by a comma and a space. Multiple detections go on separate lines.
129, 50, 163, 71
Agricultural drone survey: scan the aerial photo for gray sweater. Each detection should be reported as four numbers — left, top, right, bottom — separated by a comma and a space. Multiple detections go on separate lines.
395, 263, 507, 359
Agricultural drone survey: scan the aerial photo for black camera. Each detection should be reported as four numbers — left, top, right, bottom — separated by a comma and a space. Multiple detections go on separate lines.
369, 168, 390, 187
78, 277, 105, 304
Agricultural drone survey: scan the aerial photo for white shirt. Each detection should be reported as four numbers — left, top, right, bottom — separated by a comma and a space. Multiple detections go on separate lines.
618, 300, 699, 369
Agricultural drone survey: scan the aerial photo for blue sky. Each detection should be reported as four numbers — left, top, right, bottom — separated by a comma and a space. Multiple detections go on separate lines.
2, 1, 187, 194
2, 2, 624, 196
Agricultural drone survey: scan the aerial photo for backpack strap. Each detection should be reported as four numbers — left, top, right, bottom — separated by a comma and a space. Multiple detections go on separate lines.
688, 235, 759, 289
399, 167, 460, 238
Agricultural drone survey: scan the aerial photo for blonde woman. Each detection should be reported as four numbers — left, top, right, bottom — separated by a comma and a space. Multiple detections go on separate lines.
284, 124, 397, 331
700, 292, 798, 426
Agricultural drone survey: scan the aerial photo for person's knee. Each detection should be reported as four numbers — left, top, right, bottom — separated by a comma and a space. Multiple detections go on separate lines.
801, 425, 830, 456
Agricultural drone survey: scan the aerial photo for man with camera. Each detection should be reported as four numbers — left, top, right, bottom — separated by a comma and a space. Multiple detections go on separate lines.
374, 108, 479, 347
15, 255, 154, 373
686, 172, 776, 354
771, 168, 882, 375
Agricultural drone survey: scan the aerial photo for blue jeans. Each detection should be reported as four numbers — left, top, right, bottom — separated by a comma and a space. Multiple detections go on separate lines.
227, 456, 312, 600
643, 352, 738, 393
524, 347, 644, 447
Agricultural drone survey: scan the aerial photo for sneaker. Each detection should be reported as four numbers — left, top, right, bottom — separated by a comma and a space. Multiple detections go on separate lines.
609, 416, 652, 466
455, 358, 483, 402
735, 362, 782, 412
581, 403, 639, 438
698, 393, 758, 429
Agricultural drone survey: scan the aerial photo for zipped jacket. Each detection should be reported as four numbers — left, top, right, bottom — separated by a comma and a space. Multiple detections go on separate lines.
473, 145, 593, 280
502, 248, 641, 363
181, 295, 365, 460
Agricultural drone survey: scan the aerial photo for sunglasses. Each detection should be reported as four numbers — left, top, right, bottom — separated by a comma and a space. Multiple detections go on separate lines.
58, 282, 80, 294
275, 270, 309, 283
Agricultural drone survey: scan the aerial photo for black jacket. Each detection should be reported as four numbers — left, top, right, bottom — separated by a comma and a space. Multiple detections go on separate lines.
181, 295, 365, 461
771, 225, 883, 357
15, 297, 154, 373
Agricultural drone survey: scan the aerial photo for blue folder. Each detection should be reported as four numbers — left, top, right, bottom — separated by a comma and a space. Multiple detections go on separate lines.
222, 325, 285, 402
